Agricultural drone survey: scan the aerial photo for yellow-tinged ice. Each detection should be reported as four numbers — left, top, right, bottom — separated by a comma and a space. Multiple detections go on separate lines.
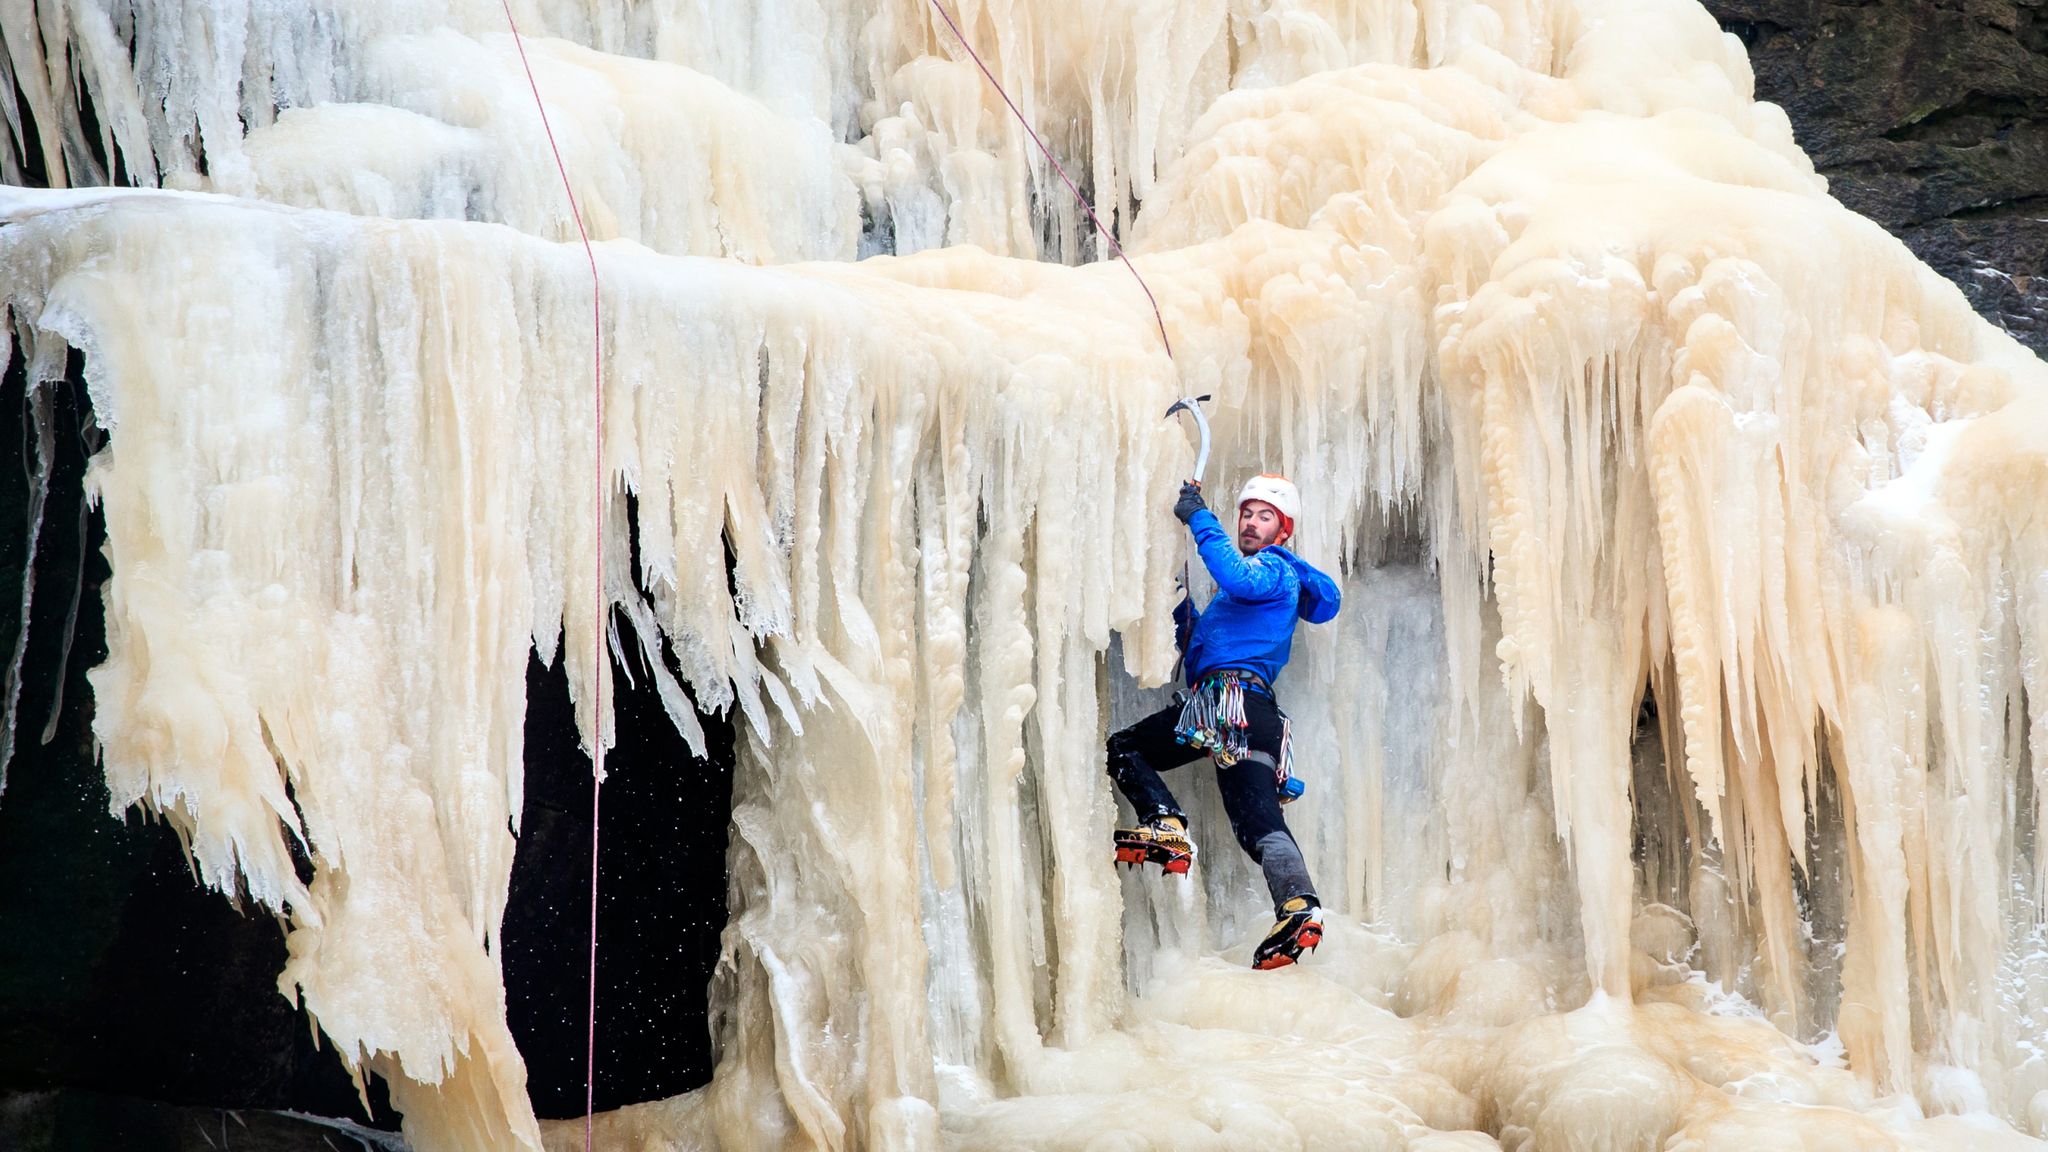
3, 1, 2047, 1151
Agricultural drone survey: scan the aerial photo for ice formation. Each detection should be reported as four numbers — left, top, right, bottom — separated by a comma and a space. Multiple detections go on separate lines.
4, 0, 2047, 1149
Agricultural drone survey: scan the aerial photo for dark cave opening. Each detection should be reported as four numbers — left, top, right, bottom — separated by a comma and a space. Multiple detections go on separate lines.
506, 626, 736, 1118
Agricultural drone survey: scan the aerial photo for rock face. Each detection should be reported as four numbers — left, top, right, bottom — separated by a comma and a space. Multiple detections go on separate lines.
1705, 0, 2048, 353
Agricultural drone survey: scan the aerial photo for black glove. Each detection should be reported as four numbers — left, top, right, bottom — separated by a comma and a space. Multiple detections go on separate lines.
1173, 480, 1206, 524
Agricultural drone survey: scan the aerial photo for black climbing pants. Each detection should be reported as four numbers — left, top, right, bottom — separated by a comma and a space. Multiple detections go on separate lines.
1106, 691, 1317, 915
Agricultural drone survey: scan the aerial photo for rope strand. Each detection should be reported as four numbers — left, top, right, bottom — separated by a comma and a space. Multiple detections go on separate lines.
493, 8, 607, 1151
924, 0, 1174, 359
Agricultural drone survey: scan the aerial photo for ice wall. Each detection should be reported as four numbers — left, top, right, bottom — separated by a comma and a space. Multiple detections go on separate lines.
4, 1, 2047, 1150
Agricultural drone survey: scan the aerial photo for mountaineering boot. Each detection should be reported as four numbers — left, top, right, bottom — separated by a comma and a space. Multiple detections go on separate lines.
1113, 813, 1195, 875
1252, 897, 1323, 969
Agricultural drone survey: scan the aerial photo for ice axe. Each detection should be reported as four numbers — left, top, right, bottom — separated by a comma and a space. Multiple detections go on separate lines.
1164, 394, 1213, 485
1164, 395, 1213, 627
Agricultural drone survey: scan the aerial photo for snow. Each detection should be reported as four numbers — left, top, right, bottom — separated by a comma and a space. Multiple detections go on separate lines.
4, 1, 2048, 1150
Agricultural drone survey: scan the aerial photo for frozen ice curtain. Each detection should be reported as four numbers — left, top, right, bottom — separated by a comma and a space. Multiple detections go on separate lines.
2, 1, 2046, 1149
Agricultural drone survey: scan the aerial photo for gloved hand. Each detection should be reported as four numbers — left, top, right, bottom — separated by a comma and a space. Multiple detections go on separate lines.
1173, 480, 1206, 524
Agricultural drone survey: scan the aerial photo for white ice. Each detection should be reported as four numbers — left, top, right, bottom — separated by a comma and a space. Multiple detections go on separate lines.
3, 1, 2047, 1150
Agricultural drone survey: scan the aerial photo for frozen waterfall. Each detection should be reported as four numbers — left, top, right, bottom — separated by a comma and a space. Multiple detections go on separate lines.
3, 0, 2047, 1149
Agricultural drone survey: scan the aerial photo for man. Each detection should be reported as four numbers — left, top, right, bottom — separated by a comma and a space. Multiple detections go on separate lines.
1107, 473, 1341, 970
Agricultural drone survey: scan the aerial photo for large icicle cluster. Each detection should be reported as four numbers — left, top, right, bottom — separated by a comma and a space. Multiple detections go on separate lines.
4, 1, 2047, 1150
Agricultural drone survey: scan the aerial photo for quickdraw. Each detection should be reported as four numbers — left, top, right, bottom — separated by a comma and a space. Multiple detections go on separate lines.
1276, 716, 1301, 804
1174, 669, 1254, 764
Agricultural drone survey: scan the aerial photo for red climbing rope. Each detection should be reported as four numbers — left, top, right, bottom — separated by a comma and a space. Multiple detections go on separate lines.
924, 0, 1175, 359
494, 6, 606, 1151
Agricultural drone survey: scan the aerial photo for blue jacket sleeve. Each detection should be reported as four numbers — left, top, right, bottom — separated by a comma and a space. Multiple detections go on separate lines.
1187, 508, 1290, 601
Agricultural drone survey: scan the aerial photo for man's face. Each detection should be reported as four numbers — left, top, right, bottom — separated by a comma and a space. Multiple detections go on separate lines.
1237, 500, 1288, 554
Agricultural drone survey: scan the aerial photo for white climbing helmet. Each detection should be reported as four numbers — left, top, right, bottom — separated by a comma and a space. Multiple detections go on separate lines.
1237, 473, 1300, 530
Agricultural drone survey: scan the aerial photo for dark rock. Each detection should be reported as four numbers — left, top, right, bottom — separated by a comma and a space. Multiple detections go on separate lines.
1707, 0, 2048, 352
0, 1090, 408, 1152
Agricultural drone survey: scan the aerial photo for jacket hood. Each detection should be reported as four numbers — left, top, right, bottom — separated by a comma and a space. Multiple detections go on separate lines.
1272, 548, 1341, 624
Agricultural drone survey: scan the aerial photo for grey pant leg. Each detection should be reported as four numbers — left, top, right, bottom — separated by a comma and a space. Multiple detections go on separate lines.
1216, 747, 1318, 913
1253, 830, 1315, 911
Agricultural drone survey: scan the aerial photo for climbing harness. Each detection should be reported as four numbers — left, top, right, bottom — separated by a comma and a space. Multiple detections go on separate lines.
1173, 670, 1302, 803
926, 0, 1173, 360
495, 5, 606, 1149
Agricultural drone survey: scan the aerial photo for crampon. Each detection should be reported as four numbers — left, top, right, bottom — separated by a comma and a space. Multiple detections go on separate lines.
1112, 815, 1195, 875
1252, 897, 1323, 969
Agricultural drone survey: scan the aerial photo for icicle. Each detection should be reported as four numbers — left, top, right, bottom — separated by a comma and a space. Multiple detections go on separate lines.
36, 417, 95, 746
0, 369, 52, 794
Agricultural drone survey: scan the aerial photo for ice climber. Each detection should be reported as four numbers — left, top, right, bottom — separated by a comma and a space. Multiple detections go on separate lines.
1108, 473, 1341, 970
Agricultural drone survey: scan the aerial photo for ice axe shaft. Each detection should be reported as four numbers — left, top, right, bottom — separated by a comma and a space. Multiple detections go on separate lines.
1164, 394, 1213, 485
1163, 394, 1213, 664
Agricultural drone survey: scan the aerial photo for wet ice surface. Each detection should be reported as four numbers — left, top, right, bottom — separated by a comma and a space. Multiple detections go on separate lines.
4, 1, 2048, 1149
587, 911, 2048, 1151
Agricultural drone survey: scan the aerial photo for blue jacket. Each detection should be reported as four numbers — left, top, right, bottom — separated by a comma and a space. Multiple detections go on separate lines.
1174, 507, 1341, 687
